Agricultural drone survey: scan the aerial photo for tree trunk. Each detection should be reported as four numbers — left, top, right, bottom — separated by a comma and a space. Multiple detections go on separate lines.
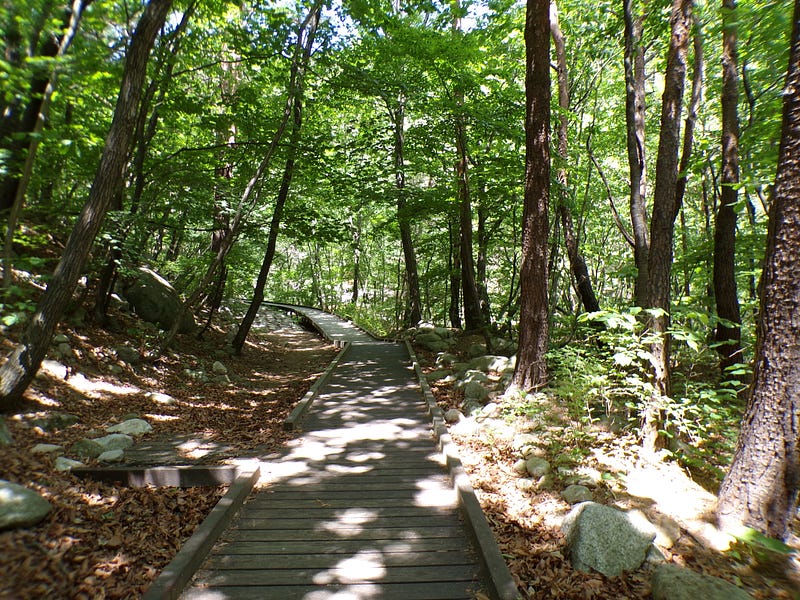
642, 0, 692, 451
511, 0, 550, 393
550, 1, 600, 314
452, 4, 482, 332
448, 215, 462, 328
717, 1, 800, 538
0, 0, 172, 408
623, 0, 650, 306
231, 2, 320, 354
393, 92, 422, 328
2, 0, 86, 287
713, 0, 743, 374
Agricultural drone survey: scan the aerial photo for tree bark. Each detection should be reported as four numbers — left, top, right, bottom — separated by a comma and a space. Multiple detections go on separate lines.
452, 3, 482, 332
0, 0, 173, 408
713, 0, 743, 374
717, 0, 800, 538
231, 1, 321, 354
393, 92, 422, 327
623, 0, 650, 306
550, 1, 600, 314
642, 0, 692, 451
448, 214, 462, 329
511, 0, 550, 393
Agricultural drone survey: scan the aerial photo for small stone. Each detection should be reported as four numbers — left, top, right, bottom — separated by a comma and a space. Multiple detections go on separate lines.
212, 361, 228, 375
115, 345, 141, 364
525, 456, 551, 478
57, 342, 73, 357
106, 418, 152, 436
562, 484, 593, 504
147, 392, 176, 405
108, 365, 124, 375
31, 444, 63, 455
425, 370, 450, 383
0, 480, 51, 530
71, 438, 104, 458
98, 449, 125, 463
55, 457, 85, 472
444, 409, 463, 424
94, 433, 134, 452
516, 478, 536, 491
52, 334, 69, 344
513, 459, 529, 475
535, 474, 555, 491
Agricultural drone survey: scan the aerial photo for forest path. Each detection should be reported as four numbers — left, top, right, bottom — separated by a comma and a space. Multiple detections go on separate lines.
179, 304, 507, 599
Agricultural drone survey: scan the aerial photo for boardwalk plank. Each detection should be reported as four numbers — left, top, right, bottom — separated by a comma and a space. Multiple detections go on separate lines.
194, 564, 478, 586
225, 525, 468, 542
181, 581, 477, 599
207, 538, 471, 554
205, 550, 475, 570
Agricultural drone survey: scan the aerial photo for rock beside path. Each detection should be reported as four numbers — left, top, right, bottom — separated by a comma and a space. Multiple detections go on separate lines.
122, 267, 196, 333
651, 564, 753, 600
0, 480, 51, 531
562, 502, 657, 577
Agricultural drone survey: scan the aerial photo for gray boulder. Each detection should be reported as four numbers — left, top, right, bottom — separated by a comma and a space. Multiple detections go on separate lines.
651, 564, 753, 600
31, 444, 63, 455
562, 502, 656, 577
71, 438, 104, 458
55, 457, 85, 472
121, 267, 196, 333
114, 345, 141, 365
416, 332, 450, 353
463, 381, 489, 403
212, 361, 228, 375
107, 418, 152, 436
525, 456, 551, 478
444, 409, 464, 423
561, 484, 593, 504
98, 449, 125, 463
468, 355, 513, 373
94, 433, 134, 452
0, 480, 51, 530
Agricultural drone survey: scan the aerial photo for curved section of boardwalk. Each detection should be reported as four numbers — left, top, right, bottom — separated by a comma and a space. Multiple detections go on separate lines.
181, 306, 483, 599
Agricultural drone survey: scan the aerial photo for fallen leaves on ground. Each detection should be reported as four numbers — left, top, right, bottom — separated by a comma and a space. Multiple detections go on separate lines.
0, 308, 337, 599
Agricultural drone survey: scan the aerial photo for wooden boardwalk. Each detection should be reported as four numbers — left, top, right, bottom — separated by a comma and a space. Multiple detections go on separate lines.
180, 307, 485, 599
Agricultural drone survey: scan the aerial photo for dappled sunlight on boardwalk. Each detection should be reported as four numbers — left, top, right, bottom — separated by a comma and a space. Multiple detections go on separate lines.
181, 317, 481, 599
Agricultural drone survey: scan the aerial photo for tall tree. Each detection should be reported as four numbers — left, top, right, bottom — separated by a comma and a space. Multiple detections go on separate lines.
511, 0, 550, 393
642, 0, 693, 451
623, 0, 649, 306
716, 0, 800, 539
0, 0, 173, 408
232, 0, 322, 354
713, 0, 743, 374
550, 0, 600, 314
452, 0, 483, 331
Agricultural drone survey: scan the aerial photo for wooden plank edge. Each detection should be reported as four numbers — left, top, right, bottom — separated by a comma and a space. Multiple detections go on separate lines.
71, 465, 241, 487
405, 340, 522, 600
141, 464, 260, 600
283, 341, 352, 431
